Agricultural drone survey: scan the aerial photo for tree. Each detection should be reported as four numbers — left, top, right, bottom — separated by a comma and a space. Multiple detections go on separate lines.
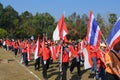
96, 14, 107, 38
80, 14, 88, 39
0, 28, 8, 38
108, 13, 117, 25
0, 5, 19, 38
0, 3, 3, 14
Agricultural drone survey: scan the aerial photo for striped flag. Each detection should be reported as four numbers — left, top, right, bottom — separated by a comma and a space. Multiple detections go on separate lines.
53, 14, 68, 41
107, 17, 120, 49
34, 36, 40, 60
50, 44, 57, 61
86, 11, 102, 46
82, 45, 92, 69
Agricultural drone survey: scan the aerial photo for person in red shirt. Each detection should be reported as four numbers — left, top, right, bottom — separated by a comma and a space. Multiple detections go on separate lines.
21, 40, 28, 66
13, 41, 19, 57
95, 43, 106, 80
60, 41, 70, 80
34, 45, 43, 71
90, 45, 98, 75
70, 43, 81, 77
42, 41, 51, 80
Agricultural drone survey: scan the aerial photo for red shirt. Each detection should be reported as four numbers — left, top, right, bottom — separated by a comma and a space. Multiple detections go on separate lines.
21, 42, 27, 53
43, 48, 51, 61
90, 45, 97, 58
62, 49, 69, 62
13, 42, 18, 49
97, 50, 106, 69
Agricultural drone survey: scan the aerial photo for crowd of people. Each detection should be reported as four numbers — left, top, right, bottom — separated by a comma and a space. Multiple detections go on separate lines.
0, 38, 120, 80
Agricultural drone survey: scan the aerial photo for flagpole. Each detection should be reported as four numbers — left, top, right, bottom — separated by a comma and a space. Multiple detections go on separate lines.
59, 40, 63, 80
59, 12, 65, 79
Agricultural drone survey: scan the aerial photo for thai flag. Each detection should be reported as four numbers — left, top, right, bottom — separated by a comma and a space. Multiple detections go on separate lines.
107, 17, 120, 49
86, 11, 102, 46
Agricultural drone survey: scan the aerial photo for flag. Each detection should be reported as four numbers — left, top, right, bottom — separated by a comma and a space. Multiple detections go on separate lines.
82, 45, 92, 69
27, 43, 31, 61
86, 11, 102, 46
106, 17, 120, 49
42, 36, 48, 61
63, 21, 68, 40
53, 14, 68, 41
50, 44, 57, 61
34, 36, 40, 60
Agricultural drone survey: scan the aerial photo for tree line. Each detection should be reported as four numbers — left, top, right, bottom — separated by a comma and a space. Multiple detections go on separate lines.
0, 3, 118, 40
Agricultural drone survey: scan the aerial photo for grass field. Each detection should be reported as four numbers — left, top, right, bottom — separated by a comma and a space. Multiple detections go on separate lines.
0, 48, 94, 80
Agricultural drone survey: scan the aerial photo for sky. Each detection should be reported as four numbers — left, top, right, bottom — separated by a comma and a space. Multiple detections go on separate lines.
0, 0, 120, 21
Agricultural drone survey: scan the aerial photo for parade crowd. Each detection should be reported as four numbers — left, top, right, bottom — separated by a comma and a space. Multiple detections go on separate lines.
0, 37, 120, 80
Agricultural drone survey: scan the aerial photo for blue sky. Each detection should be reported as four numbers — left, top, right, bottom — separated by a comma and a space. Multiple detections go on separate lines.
0, 0, 120, 21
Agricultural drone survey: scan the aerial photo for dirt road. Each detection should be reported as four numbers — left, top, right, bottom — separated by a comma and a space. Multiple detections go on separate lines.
0, 48, 94, 80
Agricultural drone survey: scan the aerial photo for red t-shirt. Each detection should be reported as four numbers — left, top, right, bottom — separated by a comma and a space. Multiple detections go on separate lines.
62, 49, 69, 62
97, 50, 105, 69
21, 42, 27, 53
43, 48, 51, 61
90, 46, 97, 58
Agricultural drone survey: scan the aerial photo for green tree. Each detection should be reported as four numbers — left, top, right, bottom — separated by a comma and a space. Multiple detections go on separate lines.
108, 13, 117, 25
1, 5, 19, 38
17, 11, 35, 38
80, 14, 88, 39
96, 14, 107, 38
0, 28, 8, 38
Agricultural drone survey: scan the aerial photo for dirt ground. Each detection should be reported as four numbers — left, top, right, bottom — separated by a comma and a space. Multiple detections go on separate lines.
0, 48, 94, 80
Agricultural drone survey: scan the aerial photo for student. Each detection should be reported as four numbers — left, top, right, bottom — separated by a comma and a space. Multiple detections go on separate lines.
13, 41, 19, 57
95, 43, 106, 80
90, 45, 98, 74
42, 42, 51, 80
34, 45, 42, 71
70, 43, 81, 76
22, 40, 28, 66
60, 41, 70, 80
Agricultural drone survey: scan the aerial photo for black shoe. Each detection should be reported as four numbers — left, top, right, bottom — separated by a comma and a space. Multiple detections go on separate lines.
88, 73, 95, 78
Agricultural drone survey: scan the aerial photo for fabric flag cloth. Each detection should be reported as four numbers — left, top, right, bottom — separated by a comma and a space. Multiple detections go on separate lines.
34, 36, 40, 60
50, 44, 57, 61
86, 11, 102, 46
82, 45, 92, 69
106, 17, 120, 49
53, 14, 68, 41
42, 37, 47, 61
27, 43, 31, 61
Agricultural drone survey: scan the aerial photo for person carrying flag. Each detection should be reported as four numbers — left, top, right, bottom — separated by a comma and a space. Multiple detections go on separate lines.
70, 42, 81, 77
42, 40, 51, 80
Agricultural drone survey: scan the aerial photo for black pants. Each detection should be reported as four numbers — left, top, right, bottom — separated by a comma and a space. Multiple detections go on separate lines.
106, 72, 120, 80
62, 62, 69, 80
23, 52, 28, 66
42, 58, 50, 79
14, 48, 18, 56
35, 57, 40, 70
70, 58, 81, 76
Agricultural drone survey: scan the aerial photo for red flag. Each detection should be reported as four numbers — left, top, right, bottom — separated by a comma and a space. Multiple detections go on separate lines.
42, 36, 48, 61
34, 36, 40, 60
50, 44, 57, 61
53, 14, 68, 41
82, 45, 92, 69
